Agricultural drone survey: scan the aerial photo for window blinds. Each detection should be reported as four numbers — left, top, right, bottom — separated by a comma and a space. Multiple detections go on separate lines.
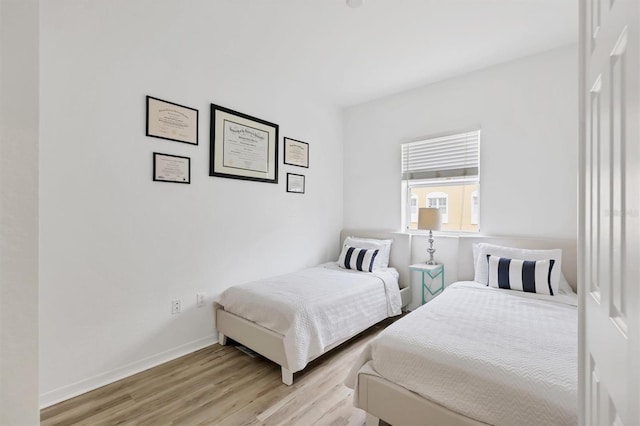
401, 130, 480, 181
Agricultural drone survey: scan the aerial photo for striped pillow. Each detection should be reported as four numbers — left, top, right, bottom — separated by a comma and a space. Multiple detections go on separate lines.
338, 245, 379, 272
487, 255, 556, 295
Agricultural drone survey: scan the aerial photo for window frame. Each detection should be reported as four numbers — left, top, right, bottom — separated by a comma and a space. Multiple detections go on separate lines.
401, 129, 481, 232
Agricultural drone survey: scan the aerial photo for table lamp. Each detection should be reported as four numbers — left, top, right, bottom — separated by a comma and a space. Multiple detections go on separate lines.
418, 207, 442, 265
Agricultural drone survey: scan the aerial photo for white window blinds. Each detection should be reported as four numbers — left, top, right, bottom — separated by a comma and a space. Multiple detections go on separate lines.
401, 130, 480, 181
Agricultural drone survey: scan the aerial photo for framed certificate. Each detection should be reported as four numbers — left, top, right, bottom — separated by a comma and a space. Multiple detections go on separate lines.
146, 96, 199, 145
153, 152, 191, 184
286, 173, 305, 194
284, 138, 309, 168
209, 104, 279, 184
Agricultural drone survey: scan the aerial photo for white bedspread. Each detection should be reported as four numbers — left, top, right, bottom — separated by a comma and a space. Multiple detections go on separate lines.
346, 281, 577, 426
218, 262, 401, 373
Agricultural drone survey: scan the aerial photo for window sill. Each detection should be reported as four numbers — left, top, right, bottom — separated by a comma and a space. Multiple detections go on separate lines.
404, 229, 481, 238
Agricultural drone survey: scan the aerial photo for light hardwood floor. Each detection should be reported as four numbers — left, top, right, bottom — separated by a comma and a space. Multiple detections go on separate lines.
41, 318, 398, 425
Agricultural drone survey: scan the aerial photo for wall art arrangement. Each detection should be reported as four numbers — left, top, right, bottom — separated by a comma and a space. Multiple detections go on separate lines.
283, 137, 308, 194
209, 104, 279, 184
286, 173, 305, 194
153, 152, 191, 184
145, 96, 311, 192
146, 96, 199, 145
283, 137, 309, 168
146, 95, 198, 184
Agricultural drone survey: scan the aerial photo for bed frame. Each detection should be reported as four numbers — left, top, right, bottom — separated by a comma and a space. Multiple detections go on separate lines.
357, 373, 488, 426
214, 230, 412, 385
357, 235, 577, 426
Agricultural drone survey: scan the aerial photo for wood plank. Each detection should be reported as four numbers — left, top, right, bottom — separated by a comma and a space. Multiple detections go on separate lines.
41, 318, 398, 425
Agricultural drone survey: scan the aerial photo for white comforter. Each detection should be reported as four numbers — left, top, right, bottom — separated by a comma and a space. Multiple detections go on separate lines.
218, 262, 401, 373
346, 281, 577, 426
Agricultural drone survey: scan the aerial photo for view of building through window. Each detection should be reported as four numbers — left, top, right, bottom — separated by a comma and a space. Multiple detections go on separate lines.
402, 129, 480, 232
426, 191, 449, 223
408, 183, 479, 232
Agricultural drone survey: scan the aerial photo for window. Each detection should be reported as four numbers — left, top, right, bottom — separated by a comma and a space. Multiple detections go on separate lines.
410, 194, 418, 223
426, 192, 448, 223
402, 130, 480, 232
471, 190, 479, 225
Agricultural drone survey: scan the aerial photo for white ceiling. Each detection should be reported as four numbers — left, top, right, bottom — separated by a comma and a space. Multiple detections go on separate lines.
193, 0, 579, 107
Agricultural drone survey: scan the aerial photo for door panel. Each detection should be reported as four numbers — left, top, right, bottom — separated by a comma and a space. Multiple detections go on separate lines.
581, 0, 639, 424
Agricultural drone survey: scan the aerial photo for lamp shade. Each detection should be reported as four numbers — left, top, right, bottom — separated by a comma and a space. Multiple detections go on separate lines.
418, 208, 441, 231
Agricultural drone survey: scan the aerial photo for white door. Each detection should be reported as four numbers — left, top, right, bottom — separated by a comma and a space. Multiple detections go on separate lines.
581, 0, 640, 424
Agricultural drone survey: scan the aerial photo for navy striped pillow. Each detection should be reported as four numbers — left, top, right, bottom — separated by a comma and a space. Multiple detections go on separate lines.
338, 245, 379, 272
487, 255, 556, 295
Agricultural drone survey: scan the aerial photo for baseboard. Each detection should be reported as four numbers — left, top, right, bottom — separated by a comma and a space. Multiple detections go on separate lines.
39, 334, 217, 409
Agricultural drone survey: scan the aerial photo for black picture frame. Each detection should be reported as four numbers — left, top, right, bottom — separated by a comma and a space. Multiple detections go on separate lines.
209, 104, 279, 184
286, 173, 305, 194
283, 137, 309, 168
146, 96, 199, 145
153, 152, 191, 184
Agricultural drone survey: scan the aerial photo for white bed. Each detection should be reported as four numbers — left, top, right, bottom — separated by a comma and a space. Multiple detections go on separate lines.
214, 230, 411, 385
346, 236, 578, 426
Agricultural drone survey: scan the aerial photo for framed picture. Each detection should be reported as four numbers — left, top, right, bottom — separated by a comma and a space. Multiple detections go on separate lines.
283, 137, 309, 168
209, 104, 279, 184
153, 152, 191, 184
146, 96, 199, 145
286, 173, 305, 194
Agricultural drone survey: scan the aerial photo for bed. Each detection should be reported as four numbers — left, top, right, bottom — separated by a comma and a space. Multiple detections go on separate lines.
346, 236, 578, 426
214, 230, 411, 385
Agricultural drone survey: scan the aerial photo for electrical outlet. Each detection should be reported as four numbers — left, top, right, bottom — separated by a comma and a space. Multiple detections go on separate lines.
196, 293, 205, 307
171, 299, 181, 315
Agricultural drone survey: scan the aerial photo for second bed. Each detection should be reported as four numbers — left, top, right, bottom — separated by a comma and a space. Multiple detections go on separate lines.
346, 237, 579, 426
215, 230, 411, 385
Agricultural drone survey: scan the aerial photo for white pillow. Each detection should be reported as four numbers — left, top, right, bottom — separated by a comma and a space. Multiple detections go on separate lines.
473, 243, 562, 295
558, 273, 575, 295
337, 245, 379, 272
343, 236, 392, 270
487, 255, 556, 295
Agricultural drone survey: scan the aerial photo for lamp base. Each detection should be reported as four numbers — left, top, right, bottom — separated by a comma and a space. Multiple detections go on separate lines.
425, 229, 437, 264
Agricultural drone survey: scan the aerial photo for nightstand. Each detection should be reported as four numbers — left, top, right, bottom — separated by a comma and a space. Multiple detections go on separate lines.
409, 263, 445, 304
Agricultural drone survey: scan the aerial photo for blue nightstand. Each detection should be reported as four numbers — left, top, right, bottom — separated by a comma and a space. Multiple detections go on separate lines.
409, 263, 445, 304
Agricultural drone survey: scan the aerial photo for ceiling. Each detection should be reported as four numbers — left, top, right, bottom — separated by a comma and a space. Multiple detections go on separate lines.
181, 0, 578, 107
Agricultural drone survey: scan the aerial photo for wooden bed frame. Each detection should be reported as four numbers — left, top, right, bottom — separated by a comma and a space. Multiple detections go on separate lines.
357, 235, 577, 426
214, 230, 412, 385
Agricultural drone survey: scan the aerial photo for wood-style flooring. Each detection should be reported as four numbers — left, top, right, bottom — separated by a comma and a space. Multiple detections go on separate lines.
41, 318, 398, 425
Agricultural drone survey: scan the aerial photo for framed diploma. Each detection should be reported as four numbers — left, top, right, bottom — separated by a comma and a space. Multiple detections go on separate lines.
283, 138, 309, 168
153, 152, 191, 184
146, 96, 199, 145
286, 173, 305, 194
210, 104, 279, 184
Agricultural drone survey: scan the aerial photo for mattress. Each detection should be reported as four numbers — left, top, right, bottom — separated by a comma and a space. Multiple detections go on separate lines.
218, 262, 401, 372
346, 281, 577, 426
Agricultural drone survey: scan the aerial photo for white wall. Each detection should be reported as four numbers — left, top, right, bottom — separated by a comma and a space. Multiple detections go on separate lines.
0, 0, 40, 423
37, 3, 577, 406
343, 45, 578, 239
39, 2, 343, 405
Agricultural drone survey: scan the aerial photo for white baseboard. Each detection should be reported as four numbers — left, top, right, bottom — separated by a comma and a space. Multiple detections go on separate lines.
39, 334, 217, 409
